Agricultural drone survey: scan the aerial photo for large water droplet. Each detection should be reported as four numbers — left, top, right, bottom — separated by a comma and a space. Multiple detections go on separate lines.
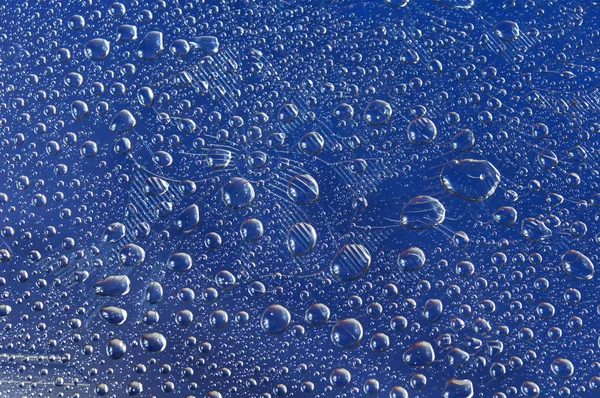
562, 250, 594, 280
401, 196, 446, 229
331, 318, 363, 348
84, 38, 110, 61
261, 304, 291, 334
407, 118, 437, 144
287, 174, 319, 204
136, 31, 164, 60
330, 244, 372, 281
441, 159, 501, 202
109, 109, 136, 133
495, 20, 520, 41
140, 332, 167, 353
222, 177, 255, 209
403, 341, 435, 366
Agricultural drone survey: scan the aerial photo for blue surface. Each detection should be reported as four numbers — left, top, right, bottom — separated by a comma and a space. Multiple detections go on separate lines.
1, 0, 600, 397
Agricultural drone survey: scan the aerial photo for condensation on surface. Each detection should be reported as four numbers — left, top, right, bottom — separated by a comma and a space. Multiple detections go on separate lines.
0, 0, 600, 397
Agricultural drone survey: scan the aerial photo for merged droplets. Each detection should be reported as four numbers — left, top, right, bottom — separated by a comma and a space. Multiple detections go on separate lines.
191, 36, 219, 53
442, 379, 474, 398
136, 31, 164, 60
521, 218, 552, 242
101, 222, 126, 243
116, 24, 138, 42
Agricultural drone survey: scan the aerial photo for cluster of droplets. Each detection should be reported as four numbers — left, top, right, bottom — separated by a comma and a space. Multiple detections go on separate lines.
0, 0, 600, 397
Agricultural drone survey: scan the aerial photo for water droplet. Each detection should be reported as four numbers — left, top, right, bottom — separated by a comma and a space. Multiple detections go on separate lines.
441, 159, 501, 202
